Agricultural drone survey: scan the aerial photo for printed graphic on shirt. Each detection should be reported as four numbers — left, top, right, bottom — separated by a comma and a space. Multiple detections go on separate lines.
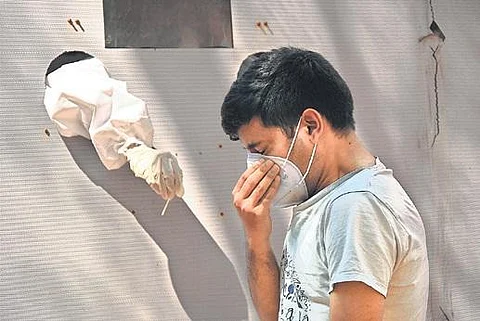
279, 248, 311, 321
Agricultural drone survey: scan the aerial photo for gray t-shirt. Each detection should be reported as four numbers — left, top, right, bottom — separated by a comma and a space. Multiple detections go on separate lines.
278, 159, 429, 321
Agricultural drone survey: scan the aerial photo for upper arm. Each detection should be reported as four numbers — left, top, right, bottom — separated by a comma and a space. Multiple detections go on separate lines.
330, 281, 385, 321
324, 192, 397, 297
323, 192, 397, 320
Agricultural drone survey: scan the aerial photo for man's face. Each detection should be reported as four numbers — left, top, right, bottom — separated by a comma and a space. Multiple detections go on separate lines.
238, 117, 291, 158
237, 117, 312, 174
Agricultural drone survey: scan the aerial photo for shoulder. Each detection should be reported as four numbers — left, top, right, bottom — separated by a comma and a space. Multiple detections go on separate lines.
324, 191, 396, 238
324, 159, 412, 220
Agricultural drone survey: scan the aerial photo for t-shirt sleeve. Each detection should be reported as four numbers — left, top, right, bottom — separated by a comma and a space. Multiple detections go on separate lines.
324, 191, 397, 297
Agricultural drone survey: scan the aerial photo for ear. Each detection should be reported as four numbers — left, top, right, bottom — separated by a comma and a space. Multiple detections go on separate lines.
301, 108, 324, 141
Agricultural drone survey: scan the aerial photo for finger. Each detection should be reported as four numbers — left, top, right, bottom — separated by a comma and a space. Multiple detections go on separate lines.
173, 170, 185, 198
232, 158, 266, 195
151, 181, 174, 200
260, 174, 281, 206
164, 177, 176, 199
161, 174, 176, 200
244, 162, 280, 206
238, 159, 277, 200
150, 183, 166, 198
170, 158, 184, 198
149, 160, 168, 198
163, 160, 176, 196
157, 157, 175, 199
150, 183, 159, 194
175, 184, 185, 198
155, 173, 170, 200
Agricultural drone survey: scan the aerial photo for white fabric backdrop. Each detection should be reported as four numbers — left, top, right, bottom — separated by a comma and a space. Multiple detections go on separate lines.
1, 0, 479, 320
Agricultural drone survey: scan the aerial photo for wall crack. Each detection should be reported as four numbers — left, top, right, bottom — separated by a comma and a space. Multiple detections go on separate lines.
431, 44, 440, 147
421, 0, 445, 147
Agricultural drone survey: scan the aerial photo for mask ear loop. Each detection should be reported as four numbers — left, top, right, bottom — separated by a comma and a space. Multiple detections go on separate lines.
282, 116, 317, 184
283, 116, 316, 183
282, 117, 303, 168
299, 143, 317, 184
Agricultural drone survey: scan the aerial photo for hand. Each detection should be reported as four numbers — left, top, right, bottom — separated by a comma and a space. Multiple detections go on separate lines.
147, 151, 184, 200
120, 142, 184, 200
232, 159, 281, 243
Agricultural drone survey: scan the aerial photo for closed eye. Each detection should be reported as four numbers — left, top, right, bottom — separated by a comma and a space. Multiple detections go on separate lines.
245, 142, 265, 154
250, 148, 265, 155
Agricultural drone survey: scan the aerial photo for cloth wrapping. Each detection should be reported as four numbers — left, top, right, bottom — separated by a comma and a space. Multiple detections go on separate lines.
44, 54, 183, 200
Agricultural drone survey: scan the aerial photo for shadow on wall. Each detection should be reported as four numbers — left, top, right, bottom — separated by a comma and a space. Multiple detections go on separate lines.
61, 136, 248, 321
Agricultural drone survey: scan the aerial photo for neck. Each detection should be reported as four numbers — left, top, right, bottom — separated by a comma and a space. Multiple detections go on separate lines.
309, 131, 374, 194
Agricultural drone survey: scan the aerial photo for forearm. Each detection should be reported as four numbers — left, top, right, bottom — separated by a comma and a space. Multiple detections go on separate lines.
231, 159, 281, 320
246, 240, 280, 321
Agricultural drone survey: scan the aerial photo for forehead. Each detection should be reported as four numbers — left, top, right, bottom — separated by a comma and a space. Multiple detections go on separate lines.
237, 117, 287, 148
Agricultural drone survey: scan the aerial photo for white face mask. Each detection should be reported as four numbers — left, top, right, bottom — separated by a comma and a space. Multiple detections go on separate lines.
246, 118, 317, 208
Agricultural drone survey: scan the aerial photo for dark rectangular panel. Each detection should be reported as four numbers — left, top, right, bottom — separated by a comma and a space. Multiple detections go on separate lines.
103, 0, 233, 48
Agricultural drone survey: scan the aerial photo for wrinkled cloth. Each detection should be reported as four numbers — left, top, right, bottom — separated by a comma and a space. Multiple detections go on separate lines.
44, 55, 183, 200
119, 139, 184, 200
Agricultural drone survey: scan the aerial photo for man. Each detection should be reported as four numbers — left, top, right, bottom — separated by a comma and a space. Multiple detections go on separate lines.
221, 47, 429, 321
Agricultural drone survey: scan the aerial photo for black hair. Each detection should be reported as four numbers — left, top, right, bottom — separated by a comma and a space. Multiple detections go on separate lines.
45, 50, 94, 80
221, 47, 355, 141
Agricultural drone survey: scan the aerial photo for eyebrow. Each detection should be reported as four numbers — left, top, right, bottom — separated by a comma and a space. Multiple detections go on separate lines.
246, 142, 260, 150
